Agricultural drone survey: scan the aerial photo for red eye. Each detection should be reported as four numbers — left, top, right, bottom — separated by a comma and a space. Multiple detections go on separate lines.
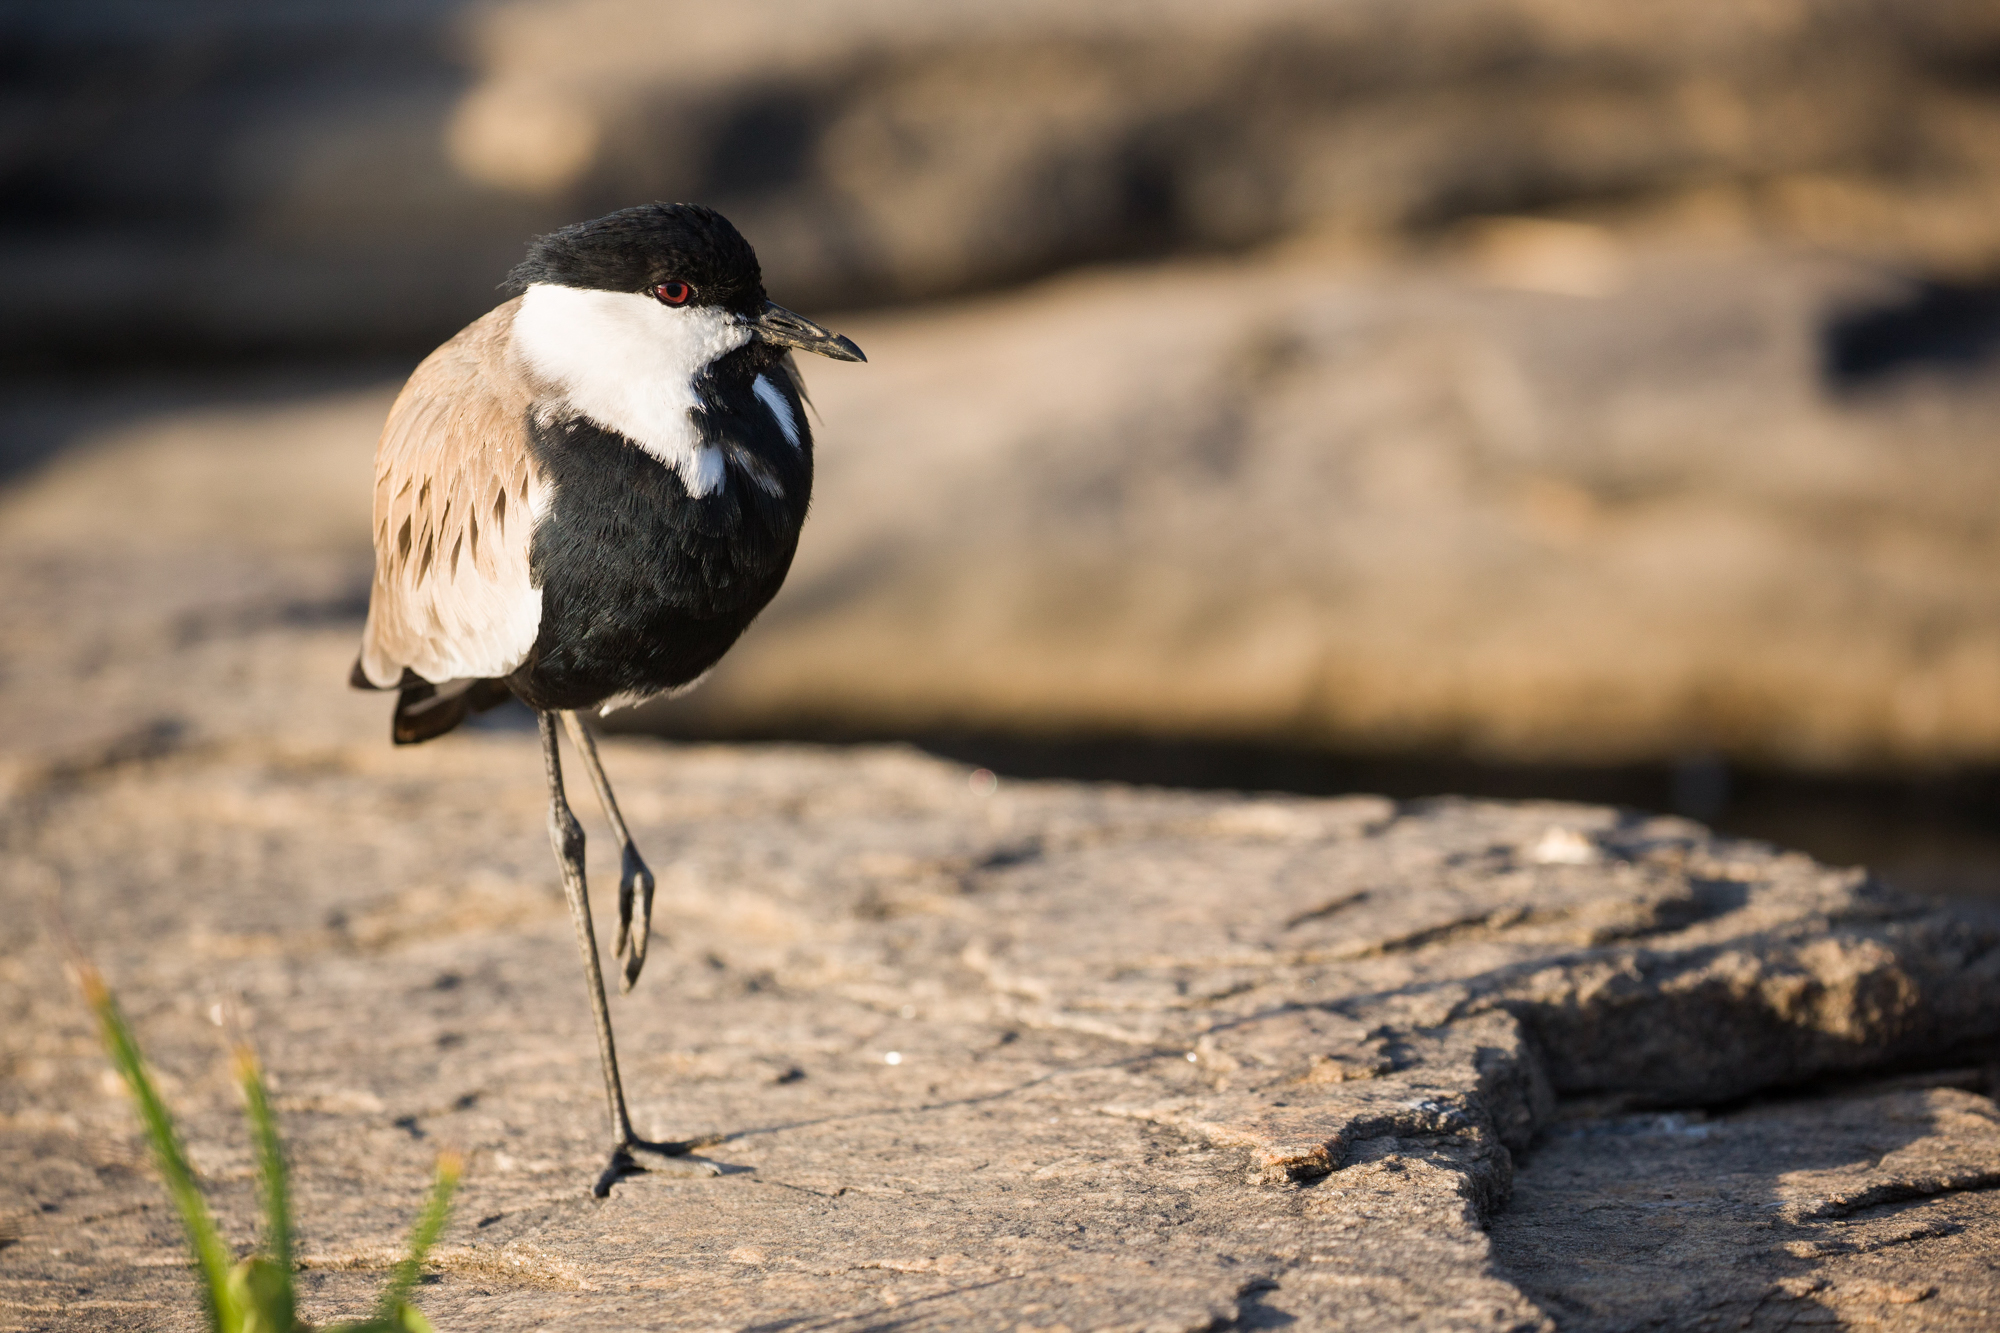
654, 281, 692, 306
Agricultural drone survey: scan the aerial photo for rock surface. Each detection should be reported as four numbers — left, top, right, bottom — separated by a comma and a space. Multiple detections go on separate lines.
1495, 1083, 2000, 1329
8, 722, 2000, 1329
5, 361, 2000, 1328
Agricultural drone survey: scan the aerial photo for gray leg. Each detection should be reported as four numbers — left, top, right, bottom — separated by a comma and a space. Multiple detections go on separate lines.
559, 710, 656, 992
537, 711, 710, 1196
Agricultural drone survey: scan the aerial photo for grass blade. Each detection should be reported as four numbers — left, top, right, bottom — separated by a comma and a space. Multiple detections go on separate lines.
234, 1043, 296, 1331
78, 962, 243, 1332
370, 1150, 461, 1323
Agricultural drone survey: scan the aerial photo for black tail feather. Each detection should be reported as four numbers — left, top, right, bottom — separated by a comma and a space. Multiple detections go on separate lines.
386, 675, 517, 745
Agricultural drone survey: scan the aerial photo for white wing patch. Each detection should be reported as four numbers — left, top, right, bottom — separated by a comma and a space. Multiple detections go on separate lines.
752, 372, 801, 449
512, 283, 750, 497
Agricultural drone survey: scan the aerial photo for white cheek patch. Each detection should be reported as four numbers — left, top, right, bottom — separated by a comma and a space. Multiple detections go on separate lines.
511, 283, 751, 497
752, 372, 801, 449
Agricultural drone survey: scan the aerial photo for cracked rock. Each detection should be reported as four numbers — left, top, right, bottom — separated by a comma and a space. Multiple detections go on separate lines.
6, 730, 2000, 1329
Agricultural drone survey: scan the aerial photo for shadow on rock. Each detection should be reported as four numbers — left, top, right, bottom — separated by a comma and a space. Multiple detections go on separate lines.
1493, 1080, 2000, 1329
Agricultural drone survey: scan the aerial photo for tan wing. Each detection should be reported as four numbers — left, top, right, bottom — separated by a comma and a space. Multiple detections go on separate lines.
357, 298, 547, 688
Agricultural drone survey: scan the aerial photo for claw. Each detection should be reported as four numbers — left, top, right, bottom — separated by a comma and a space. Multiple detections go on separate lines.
614, 849, 637, 958
618, 847, 656, 993
592, 1136, 720, 1197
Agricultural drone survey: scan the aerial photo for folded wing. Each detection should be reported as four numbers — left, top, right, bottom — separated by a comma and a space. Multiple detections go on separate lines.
357, 298, 547, 688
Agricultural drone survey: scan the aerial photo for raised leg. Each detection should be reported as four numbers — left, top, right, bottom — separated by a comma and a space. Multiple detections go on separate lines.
537, 711, 711, 1196
559, 710, 656, 992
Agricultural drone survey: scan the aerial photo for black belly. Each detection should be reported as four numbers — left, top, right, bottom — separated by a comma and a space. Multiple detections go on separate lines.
507, 367, 812, 712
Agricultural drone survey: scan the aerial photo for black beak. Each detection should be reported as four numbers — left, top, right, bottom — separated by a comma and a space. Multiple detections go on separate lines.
753, 301, 865, 362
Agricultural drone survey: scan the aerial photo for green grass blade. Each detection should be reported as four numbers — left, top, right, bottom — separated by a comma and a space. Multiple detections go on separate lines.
234, 1044, 297, 1331
370, 1151, 461, 1323
79, 963, 243, 1332
226, 1255, 297, 1333
320, 1307, 436, 1333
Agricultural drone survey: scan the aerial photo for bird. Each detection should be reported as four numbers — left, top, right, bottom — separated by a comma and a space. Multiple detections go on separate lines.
348, 202, 864, 1196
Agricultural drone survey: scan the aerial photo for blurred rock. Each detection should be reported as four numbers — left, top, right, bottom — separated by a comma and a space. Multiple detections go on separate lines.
7, 0, 2000, 364
642, 240, 2000, 770
6, 237, 2000, 771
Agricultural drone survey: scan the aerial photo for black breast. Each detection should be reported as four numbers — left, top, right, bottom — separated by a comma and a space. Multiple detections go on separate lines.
509, 349, 813, 712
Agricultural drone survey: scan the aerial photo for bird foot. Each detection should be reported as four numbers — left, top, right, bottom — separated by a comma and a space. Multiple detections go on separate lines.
613, 847, 656, 994
592, 1136, 721, 1196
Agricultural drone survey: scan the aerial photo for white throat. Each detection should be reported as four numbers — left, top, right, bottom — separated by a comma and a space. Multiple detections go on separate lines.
510, 283, 753, 497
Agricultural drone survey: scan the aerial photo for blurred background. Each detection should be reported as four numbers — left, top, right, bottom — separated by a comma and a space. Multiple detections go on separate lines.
6, 0, 2000, 896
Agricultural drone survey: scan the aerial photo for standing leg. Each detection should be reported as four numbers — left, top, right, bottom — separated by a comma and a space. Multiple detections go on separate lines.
559, 710, 656, 992
538, 711, 710, 1196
